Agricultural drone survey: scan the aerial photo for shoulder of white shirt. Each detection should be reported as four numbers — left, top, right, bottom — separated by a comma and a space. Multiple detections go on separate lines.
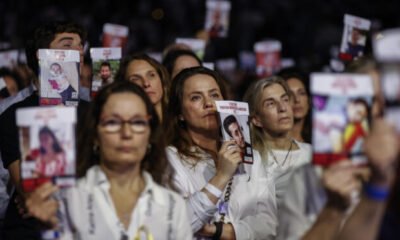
77, 165, 184, 207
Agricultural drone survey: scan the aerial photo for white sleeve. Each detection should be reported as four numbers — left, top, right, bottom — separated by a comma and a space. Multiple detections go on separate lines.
58, 190, 79, 240
276, 165, 317, 240
173, 171, 218, 233
231, 177, 278, 240
174, 195, 194, 240
166, 147, 218, 233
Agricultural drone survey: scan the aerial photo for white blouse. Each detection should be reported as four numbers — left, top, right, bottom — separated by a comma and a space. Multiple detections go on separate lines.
276, 164, 325, 240
277, 163, 359, 240
262, 140, 312, 208
54, 165, 192, 240
166, 146, 277, 240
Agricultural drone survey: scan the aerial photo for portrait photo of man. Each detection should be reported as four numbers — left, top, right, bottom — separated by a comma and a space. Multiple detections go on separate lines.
223, 114, 253, 162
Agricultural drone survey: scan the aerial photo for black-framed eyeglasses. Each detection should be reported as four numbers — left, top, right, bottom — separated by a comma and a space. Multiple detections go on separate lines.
99, 115, 151, 133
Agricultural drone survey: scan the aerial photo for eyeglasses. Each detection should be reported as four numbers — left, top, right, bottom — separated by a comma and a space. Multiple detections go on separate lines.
99, 116, 151, 133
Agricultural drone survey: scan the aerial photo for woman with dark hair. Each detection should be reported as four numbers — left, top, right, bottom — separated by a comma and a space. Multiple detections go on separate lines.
278, 67, 312, 143
162, 49, 202, 79
116, 54, 169, 121
33, 126, 66, 176
25, 81, 192, 239
165, 66, 277, 239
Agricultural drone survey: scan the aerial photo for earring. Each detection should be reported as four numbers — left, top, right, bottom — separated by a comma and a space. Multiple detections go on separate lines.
93, 144, 99, 154
147, 144, 152, 152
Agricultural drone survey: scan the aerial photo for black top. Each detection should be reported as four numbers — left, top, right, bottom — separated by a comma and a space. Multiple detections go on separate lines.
0, 94, 38, 168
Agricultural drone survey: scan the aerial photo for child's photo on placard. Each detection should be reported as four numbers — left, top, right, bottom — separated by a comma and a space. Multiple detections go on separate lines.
39, 49, 80, 106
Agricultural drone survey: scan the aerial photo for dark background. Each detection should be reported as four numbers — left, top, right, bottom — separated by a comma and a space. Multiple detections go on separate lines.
1, 0, 400, 72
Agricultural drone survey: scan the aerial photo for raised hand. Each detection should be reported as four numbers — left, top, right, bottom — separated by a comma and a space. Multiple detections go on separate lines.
215, 140, 243, 180
25, 182, 60, 228
364, 118, 399, 187
322, 160, 367, 210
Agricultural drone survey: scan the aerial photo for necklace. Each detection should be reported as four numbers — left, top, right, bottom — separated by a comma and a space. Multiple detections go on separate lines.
268, 140, 294, 167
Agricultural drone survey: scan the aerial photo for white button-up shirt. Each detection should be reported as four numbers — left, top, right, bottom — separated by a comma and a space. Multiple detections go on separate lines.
56, 165, 192, 240
166, 147, 277, 240
262, 140, 312, 208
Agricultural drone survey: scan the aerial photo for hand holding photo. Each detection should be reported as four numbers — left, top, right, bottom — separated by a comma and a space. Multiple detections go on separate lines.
17, 106, 77, 192
215, 100, 254, 164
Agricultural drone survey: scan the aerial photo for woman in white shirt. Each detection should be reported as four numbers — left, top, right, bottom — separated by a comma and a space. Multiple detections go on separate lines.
243, 76, 312, 207
25, 81, 192, 240
164, 66, 277, 240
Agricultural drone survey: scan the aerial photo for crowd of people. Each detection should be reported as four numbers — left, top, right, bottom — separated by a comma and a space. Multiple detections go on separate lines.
0, 19, 399, 240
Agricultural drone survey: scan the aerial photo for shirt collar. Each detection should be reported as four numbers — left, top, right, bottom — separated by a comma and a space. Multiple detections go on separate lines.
83, 165, 169, 206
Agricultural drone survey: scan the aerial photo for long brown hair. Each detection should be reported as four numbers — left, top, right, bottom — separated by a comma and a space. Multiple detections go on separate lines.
164, 66, 228, 161
77, 80, 171, 186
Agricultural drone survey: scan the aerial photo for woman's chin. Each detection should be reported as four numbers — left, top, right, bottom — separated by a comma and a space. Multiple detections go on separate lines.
294, 114, 306, 121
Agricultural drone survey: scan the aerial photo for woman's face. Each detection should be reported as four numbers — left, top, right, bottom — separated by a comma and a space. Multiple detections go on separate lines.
286, 78, 309, 120
39, 132, 54, 151
181, 74, 223, 133
172, 55, 201, 79
126, 60, 163, 106
253, 83, 293, 136
97, 92, 151, 167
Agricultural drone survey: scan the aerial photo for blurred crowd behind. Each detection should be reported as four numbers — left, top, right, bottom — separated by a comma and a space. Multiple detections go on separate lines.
1, 0, 400, 73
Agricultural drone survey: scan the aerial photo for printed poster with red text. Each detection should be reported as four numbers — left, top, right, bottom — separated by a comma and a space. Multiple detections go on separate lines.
205, 0, 231, 38
339, 14, 371, 61
17, 106, 76, 192
102, 23, 129, 49
254, 40, 282, 78
311, 73, 374, 166
215, 100, 253, 164
90, 47, 121, 98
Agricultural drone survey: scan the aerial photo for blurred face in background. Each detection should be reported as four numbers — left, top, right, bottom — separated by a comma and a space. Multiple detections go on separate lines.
286, 78, 309, 121
172, 55, 201, 79
126, 60, 163, 107
80, 63, 92, 88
